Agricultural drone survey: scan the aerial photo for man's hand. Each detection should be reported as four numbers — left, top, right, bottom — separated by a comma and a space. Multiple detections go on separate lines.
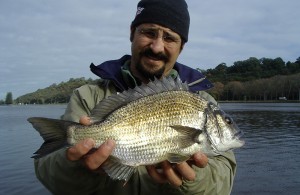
146, 152, 208, 187
66, 116, 115, 171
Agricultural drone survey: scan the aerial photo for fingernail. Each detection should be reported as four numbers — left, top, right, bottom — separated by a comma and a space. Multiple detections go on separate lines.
200, 153, 207, 160
194, 152, 202, 160
89, 118, 94, 124
84, 138, 94, 148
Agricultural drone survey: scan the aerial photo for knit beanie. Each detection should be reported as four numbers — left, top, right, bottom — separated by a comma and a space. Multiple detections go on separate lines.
131, 0, 190, 43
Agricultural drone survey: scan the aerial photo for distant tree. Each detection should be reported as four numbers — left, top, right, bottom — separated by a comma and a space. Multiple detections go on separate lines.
225, 81, 244, 100
229, 57, 260, 73
286, 61, 294, 73
273, 57, 286, 73
225, 57, 262, 81
290, 73, 300, 100
5, 92, 13, 104
208, 82, 224, 100
243, 81, 257, 100
215, 63, 228, 73
255, 78, 271, 101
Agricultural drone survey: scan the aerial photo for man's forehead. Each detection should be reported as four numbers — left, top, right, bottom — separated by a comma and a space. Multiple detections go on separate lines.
138, 23, 179, 35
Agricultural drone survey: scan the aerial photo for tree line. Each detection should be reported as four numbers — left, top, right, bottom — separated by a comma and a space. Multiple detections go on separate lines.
208, 73, 300, 101
0, 92, 13, 105
204, 57, 300, 101
14, 77, 99, 105
1, 56, 299, 105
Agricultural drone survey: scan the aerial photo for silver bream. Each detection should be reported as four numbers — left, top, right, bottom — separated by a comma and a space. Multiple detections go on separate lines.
28, 77, 244, 181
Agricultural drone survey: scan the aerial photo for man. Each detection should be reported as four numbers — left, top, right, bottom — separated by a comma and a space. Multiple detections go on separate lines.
34, 0, 237, 194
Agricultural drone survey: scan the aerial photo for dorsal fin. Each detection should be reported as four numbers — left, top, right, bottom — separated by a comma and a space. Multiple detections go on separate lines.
90, 76, 189, 122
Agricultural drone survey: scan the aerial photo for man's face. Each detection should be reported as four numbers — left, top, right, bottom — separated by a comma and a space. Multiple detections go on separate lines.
130, 23, 183, 81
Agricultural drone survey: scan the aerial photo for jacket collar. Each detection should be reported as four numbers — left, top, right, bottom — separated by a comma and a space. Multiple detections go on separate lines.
90, 55, 213, 92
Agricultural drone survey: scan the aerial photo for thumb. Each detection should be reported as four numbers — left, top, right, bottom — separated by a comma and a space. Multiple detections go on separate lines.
79, 116, 92, 126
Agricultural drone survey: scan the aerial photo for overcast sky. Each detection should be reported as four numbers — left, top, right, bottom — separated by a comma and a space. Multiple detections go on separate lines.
0, 0, 299, 99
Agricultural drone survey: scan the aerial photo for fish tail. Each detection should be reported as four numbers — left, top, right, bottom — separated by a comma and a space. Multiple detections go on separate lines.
27, 117, 76, 159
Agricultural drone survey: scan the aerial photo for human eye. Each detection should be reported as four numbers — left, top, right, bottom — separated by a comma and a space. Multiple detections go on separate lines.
163, 33, 179, 43
140, 28, 156, 39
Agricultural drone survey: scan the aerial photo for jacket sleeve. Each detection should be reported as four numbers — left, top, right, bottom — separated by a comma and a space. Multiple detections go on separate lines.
34, 84, 109, 194
179, 151, 236, 195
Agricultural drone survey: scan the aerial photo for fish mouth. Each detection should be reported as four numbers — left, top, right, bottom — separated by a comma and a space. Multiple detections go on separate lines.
234, 130, 244, 139
233, 130, 245, 147
206, 129, 245, 152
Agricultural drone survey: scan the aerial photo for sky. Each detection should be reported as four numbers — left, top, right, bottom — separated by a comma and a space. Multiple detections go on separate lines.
0, 0, 299, 99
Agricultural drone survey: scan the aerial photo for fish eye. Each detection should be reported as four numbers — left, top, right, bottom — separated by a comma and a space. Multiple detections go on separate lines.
225, 116, 233, 125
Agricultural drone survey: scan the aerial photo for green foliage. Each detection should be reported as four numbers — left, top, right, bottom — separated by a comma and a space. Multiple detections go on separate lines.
5, 92, 13, 104
207, 72, 300, 101
206, 57, 300, 84
205, 56, 300, 101
15, 77, 99, 104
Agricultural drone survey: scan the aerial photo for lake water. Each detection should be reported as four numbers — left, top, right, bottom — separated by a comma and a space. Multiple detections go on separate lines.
0, 103, 299, 195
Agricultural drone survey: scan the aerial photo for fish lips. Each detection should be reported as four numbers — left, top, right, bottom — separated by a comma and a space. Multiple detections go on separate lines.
207, 128, 245, 152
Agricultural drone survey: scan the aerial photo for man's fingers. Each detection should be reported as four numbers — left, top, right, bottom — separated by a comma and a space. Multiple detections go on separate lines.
192, 152, 208, 168
84, 139, 116, 170
162, 161, 182, 187
146, 165, 167, 183
67, 138, 95, 161
175, 161, 196, 181
67, 116, 94, 161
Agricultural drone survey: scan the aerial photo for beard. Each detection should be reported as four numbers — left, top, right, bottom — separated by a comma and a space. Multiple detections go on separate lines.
135, 48, 169, 80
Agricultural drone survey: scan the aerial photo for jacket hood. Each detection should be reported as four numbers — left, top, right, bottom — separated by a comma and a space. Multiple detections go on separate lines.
90, 55, 213, 92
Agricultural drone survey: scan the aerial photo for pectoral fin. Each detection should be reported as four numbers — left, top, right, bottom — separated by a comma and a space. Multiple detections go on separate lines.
170, 125, 203, 147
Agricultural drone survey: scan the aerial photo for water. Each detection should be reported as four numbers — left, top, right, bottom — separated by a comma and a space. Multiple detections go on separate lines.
0, 103, 299, 195
220, 103, 300, 195
0, 105, 65, 195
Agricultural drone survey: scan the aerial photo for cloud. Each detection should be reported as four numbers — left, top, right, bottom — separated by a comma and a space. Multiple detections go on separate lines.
0, 0, 299, 99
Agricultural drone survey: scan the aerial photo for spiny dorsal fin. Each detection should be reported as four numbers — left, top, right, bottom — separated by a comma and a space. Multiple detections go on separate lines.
90, 76, 189, 122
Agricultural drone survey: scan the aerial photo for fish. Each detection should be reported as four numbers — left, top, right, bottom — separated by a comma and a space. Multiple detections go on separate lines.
28, 77, 244, 181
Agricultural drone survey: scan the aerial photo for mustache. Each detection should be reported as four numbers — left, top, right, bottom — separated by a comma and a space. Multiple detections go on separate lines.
141, 48, 169, 62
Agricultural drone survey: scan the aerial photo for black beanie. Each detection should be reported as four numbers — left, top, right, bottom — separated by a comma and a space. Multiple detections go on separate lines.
131, 0, 190, 43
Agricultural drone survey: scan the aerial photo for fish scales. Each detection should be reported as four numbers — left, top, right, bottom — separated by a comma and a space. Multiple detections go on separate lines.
69, 91, 206, 166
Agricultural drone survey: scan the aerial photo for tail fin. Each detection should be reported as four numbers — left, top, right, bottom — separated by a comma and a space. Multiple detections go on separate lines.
27, 117, 76, 159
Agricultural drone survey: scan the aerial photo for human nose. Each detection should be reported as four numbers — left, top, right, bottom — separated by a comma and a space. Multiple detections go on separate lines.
150, 35, 165, 53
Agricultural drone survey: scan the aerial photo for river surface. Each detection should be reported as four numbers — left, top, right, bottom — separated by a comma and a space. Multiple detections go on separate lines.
0, 103, 299, 194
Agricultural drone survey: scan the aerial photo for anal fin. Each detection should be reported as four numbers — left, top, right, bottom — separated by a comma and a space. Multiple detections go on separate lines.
102, 157, 137, 182
166, 153, 191, 163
